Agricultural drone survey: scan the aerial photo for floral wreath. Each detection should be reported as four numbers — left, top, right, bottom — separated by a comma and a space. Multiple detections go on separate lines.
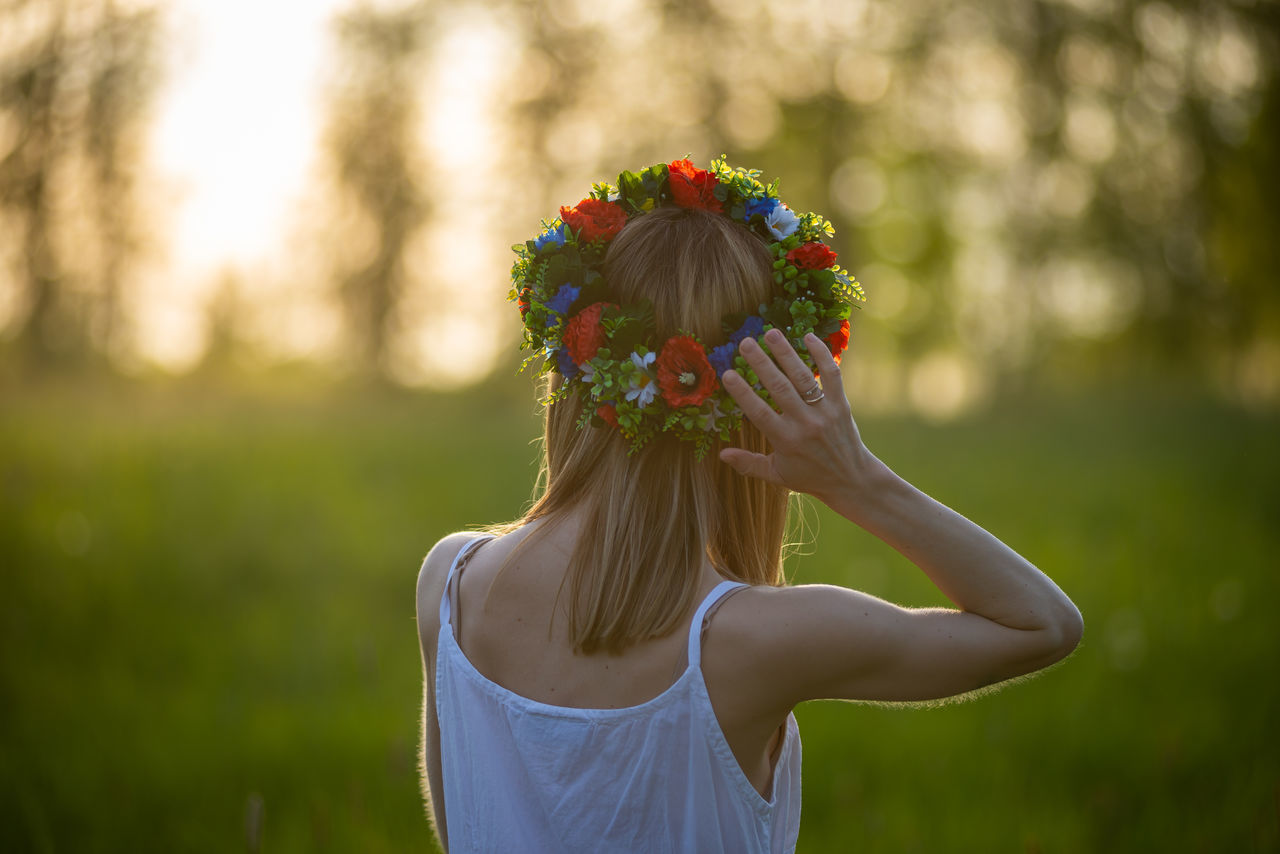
509, 156, 865, 459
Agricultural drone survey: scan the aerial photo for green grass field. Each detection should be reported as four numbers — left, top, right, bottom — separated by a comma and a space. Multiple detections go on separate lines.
2, 379, 1277, 852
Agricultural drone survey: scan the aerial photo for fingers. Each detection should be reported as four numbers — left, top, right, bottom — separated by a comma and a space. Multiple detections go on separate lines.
721, 368, 781, 432
802, 333, 849, 409
738, 335, 809, 416
718, 447, 782, 485
761, 328, 821, 394
722, 327, 851, 466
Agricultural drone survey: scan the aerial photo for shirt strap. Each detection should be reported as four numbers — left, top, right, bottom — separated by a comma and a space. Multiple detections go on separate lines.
686, 580, 749, 669
438, 534, 496, 626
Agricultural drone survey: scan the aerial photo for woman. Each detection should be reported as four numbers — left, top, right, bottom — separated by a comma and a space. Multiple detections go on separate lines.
416, 159, 1082, 853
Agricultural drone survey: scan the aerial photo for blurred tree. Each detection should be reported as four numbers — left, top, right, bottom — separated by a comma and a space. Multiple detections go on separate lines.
196, 267, 246, 377
322, 4, 432, 380
83, 1, 162, 363
478, 0, 1277, 405
0, 0, 161, 372
0, 1, 70, 368
1200, 7, 1280, 404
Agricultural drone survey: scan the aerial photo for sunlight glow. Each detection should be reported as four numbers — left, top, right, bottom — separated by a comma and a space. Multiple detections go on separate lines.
908, 351, 984, 421
404, 7, 514, 388
140, 0, 351, 369
150, 0, 346, 274
139, 0, 510, 383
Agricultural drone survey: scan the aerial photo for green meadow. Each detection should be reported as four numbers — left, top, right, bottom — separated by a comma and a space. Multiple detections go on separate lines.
2, 380, 1276, 853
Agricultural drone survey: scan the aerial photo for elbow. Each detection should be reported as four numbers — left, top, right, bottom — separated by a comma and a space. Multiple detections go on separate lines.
1047, 600, 1084, 661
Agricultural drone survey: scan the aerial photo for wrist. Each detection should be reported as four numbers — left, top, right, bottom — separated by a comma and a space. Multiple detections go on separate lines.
819, 451, 899, 526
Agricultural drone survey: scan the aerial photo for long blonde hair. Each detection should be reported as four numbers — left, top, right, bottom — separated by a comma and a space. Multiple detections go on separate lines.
505, 206, 792, 655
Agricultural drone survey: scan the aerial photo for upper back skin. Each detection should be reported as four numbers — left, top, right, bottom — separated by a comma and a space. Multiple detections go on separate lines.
416, 517, 792, 828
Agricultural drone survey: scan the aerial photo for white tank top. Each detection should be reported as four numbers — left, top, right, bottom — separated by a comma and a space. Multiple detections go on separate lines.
435, 535, 802, 853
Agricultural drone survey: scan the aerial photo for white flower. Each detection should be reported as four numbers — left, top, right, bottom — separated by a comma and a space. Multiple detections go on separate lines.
697, 400, 728, 432
765, 204, 799, 239
625, 351, 658, 407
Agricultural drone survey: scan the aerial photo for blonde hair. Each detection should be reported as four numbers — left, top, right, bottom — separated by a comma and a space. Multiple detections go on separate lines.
502, 207, 791, 655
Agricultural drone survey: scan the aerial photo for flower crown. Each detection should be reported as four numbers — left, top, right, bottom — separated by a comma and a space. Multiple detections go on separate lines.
509, 156, 865, 459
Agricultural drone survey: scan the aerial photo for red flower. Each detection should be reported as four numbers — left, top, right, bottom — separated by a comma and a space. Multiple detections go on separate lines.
563, 302, 612, 365
825, 319, 850, 365
786, 242, 839, 270
596, 404, 619, 428
517, 287, 531, 319
656, 335, 717, 408
560, 198, 628, 243
667, 159, 724, 214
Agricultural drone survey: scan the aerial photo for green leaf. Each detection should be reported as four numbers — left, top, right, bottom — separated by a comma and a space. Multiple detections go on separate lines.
808, 268, 836, 301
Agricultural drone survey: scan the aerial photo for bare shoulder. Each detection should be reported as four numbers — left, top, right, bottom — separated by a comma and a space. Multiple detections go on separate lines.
705, 581, 909, 718
708, 583, 844, 644
415, 531, 489, 645
701, 584, 811, 719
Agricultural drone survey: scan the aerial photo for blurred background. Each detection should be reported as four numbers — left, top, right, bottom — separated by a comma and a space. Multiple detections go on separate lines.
1, 0, 1277, 851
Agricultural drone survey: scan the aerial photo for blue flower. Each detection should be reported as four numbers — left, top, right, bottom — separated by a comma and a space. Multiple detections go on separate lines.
546, 283, 579, 316
708, 342, 737, 376
729, 316, 765, 345
543, 283, 580, 328
533, 222, 567, 253
743, 196, 779, 221
555, 347, 578, 379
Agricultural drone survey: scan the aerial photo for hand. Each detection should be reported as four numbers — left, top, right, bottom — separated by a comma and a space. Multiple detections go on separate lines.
719, 329, 879, 506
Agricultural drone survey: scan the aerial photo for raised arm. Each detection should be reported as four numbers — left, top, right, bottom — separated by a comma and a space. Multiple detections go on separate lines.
718, 329, 1082, 706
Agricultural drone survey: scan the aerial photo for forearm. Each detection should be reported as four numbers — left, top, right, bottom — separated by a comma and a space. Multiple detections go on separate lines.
825, 454, 1081, 637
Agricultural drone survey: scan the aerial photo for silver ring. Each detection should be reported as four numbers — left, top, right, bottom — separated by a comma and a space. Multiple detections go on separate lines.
800, 382, 824, 404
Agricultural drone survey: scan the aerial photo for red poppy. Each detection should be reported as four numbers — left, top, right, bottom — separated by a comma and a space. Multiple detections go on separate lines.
560, 198, 628, 243
825, 319, 850, 364
656, 335, 717, 408
563, 302, 612, 365
667, 159, 723, 214
786, 242, 839, 270
596, 404, 619, 428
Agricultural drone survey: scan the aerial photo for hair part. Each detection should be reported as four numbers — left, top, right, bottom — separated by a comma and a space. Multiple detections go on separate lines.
498, 207, 792, 655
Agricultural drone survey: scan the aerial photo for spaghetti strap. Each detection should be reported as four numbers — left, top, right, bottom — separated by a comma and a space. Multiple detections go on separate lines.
686, 580, 748, 669
438, 535, 495, 626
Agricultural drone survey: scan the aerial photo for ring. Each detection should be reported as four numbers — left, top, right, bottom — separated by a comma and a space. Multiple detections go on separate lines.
799, 382, 824, 405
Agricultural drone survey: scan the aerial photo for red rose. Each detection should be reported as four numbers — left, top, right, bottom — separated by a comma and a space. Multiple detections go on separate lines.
786, 242, 839, 270
656, 335, 717, 408
825, 319, 850, 365
559, 198, 627, 243
596, 404, 619, 428
667, 159, 724, 214
563, 302, 612, 365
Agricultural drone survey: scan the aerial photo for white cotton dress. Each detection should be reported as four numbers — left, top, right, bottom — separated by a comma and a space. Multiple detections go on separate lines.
434, 535, 802, 854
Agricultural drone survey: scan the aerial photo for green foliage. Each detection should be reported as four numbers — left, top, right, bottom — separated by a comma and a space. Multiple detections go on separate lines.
616, 163, 669, 213
708, 155, 771, 201
1, 384, 1277, 852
